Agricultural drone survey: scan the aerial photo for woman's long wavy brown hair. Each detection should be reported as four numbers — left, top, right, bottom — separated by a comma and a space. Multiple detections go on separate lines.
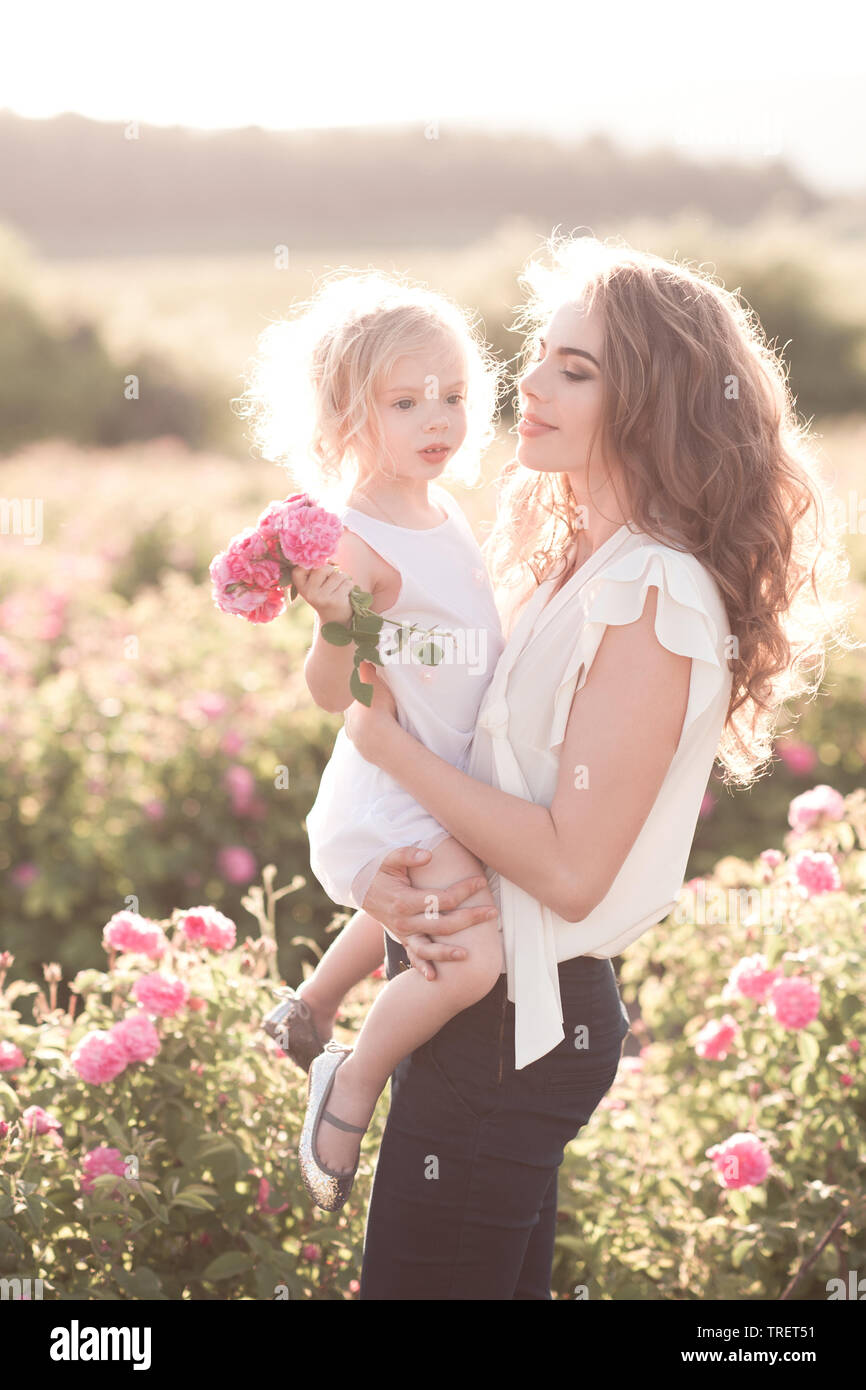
483, 233, 859, 789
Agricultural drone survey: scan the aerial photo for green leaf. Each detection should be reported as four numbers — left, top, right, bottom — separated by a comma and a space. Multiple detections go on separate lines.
320, 622, 352, 646
289, 582, 298, 601
350, 668, 373, 706
354, 643, 382, 666
797, 1031, 820, 1067
202, 1251, 255, 1281
171, 1192, 216, 1211
352, 612, 383, 637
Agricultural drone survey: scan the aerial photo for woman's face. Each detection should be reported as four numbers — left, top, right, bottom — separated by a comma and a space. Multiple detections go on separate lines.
516, 301, 606, 478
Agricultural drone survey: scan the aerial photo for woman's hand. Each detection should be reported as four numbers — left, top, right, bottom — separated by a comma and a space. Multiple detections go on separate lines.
343, 659, 399, 762
360, 846, 498, 981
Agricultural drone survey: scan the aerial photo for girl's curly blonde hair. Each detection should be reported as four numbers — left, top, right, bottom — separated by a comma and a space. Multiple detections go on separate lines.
483, 233, 859, 789
233, 268, 504, 509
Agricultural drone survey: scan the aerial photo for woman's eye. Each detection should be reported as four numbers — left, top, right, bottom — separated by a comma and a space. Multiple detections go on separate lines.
562, 370, 588, 382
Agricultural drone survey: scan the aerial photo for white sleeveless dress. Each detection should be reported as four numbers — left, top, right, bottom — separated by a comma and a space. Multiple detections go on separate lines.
305, 483, 505, 931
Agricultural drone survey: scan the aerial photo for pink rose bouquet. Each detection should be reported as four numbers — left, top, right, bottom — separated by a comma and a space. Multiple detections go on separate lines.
210, 492, 451, 705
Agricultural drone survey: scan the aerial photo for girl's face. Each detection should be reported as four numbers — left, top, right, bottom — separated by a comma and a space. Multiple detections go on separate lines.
361, 338, 468, 481
516, 301, 607, 479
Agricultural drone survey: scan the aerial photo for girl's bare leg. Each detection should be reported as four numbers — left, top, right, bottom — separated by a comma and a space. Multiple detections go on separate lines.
314, 836, 503, 1174
296, 910, 386, 1043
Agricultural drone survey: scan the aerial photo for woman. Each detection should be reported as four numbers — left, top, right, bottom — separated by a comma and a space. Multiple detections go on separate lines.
340, 234, 853, 1299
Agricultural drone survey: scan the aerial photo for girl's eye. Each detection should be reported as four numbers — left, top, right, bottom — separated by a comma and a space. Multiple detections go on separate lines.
562, 370, 588, 382
394, 399, 414, 410
446, 393, 464, 405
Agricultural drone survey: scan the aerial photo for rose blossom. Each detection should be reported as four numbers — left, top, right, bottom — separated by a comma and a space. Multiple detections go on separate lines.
256, 495, 343, 569
767, 975, 820, 1030
217, 845, 256, 884
81, 1146, 127, 1196
177, 906, 237, 952
21, 1105, 62, 1135
131, 972, 189, 1017
787, 784, 845, 834
0, 1041, 26, 1071
694, 1014, 739, 1060
790, 850, 842, 897
102, 910, 167, 959
706, 1132, 772, 1189
71, 1030, 129, 1084
110, 1011, 161, 1062
726, 954, 781, 1003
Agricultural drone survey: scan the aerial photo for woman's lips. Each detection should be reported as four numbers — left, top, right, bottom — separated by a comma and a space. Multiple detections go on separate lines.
518, 417, 557, 437
418, 445, 450, 462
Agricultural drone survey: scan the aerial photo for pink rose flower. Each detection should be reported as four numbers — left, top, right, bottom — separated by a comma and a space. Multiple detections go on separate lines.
217, 845, 256, 884
0, 1041, 26, 1071
110, 1011, 161, 1063
759, 849, 784, 869
177, 905, 237, 952
131, 972, 190, 1018
21, 1105, 62, 1135
224, 764, 255, 814
767, 975, 820, 1030
776, 740, 817, 775
10, 862, 38, 887
81, 1146, 127, 1196
256, 495, 343, 570
706, 1132, 771, 1189
791, 850, 841, 897
210, 530, 286, 623
694, 1014, 739, 1060
257, 1177, 289, 1214
727, 954, 781, 1003
788, 784, 845, 833
71, 1030, 129, 1084
102, 910, 168, 959
301, 1243, 321, 1261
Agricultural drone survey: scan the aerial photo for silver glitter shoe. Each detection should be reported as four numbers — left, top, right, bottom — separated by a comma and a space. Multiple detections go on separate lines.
298, 1041, 365, 1213
261, 985, 326, 1073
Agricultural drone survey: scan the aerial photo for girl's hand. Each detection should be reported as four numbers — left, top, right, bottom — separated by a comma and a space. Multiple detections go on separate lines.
292, 563, 354, 625
344, 660, 399, 759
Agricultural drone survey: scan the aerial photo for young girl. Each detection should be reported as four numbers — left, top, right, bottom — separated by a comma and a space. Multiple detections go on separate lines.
247, 270, 507, 1209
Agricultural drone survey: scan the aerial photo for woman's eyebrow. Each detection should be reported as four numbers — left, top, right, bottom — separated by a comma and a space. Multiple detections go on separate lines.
538, 337, 600, 369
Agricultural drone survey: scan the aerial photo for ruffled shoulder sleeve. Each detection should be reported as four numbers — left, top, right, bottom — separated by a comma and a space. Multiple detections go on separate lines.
549, 542, 731, 752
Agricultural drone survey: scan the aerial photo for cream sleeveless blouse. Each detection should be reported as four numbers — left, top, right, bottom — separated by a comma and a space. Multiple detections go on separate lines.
467, 523, 734, 1069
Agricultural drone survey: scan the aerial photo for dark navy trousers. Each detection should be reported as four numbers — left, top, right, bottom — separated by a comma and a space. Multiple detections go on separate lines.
359, 932, 630, 1300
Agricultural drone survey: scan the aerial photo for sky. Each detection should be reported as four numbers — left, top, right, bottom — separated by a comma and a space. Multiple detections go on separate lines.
3, 0, 865, 194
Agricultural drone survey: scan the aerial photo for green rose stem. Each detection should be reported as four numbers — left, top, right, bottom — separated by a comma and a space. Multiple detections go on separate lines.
288, 561, 454, 708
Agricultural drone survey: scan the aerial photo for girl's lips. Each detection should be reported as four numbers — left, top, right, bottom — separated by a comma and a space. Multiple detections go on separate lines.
418, 445, 450, 461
